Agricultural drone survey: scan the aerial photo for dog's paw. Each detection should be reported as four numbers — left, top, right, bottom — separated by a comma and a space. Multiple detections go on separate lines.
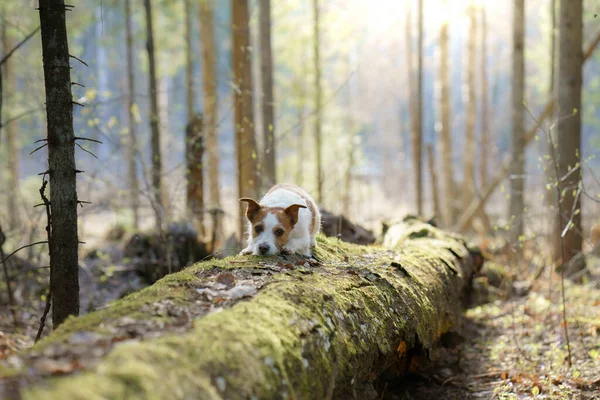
240, 247, 253, 255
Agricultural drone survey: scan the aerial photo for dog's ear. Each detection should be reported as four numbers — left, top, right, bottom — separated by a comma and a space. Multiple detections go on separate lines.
240, 198, 262, 221
284, 204, 307, 226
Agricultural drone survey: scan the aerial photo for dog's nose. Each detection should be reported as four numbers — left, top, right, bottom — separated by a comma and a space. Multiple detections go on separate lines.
258, 244, 270, 255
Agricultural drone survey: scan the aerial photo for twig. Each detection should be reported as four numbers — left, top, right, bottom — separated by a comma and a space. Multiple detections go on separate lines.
74, 136, 103, 144
30, 143, 48, 155
0, 241, 49, 265
35, 291, 52, 343
75, 142, 98, 159
69, 54, 88, 67
0, 26, 41, 66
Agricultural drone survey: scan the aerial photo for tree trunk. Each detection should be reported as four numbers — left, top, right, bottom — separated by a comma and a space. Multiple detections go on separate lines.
437, 0, 455, 227
185, 0, 194, 121
259, 0, 276, 189
143, 0, 164, 232
38, 0, 80, 328
2, 221, 482, 399
479, 4, 489, 189
508, 0, 526, 245
427, 145, 440, 218
415, 0, 424, 216
312, 0, 323, 205
199, 0, 223, 250
184, 0, 205, 238
555, 0, 583, 269
125, 0, 140, 230
232, 0, 259, 241
464, 3, 477, 210
1, 20, 19, 228
186, 115, 205, 237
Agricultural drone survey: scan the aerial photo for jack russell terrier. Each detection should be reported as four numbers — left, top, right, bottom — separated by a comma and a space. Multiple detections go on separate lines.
240, 184, 321, 257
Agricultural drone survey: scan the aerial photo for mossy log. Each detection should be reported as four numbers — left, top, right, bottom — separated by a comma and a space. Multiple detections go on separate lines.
0, 220, 482, 400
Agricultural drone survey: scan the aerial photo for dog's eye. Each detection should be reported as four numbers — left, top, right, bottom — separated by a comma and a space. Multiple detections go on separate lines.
254, 225, 264, 234
274, 228, 284, 237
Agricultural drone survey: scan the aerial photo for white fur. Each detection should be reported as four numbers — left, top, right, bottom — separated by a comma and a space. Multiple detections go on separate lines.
242, 186, 320, 257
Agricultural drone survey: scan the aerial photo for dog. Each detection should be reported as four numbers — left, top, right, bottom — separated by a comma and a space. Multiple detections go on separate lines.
240, 184, 321, 257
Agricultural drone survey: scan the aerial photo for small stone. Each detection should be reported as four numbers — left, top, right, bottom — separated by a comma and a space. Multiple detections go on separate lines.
226, 284, 257, 300
215, 272, 236, 288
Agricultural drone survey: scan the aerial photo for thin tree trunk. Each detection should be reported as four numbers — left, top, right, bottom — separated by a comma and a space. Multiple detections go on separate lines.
415, 0, 423, 216
143, 0, 163, 232
427, 145, 441, 218
186, 115, 205, 237
464, 3, 477, 210
296, 106, 305, 187
184, 0, 205, 238
1, 21, 19, 228
39, 0, 80, 328
549, 0, 556, 96
547, 0, 558, 249
555, 0, 583, 267
125, 0, 139, 230
199, 0, 223, 249
508, 0, 525, 244
312, 0, 323, 205
259, 0, 276, 189
479, 4, 489, 189
232, 0, 259, 241
405, 3, 418, 215
438, 0, 455, 227
185, 0, 194, 121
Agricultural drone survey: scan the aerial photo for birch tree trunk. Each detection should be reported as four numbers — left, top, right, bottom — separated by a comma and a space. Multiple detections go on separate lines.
232, 0, 259, 241
415, 0, 424, 216
38, 0, 80, 327
464, 3, 477, 209
479, 4, 489, 189
1, 21, 19, 228
125, 0, 139, 230
438, 0, 455, 226
312, 0, 323, 205
199, 0, 223, 249
143, 0, 164, 232
185, 0, 194, 122
259, 0, 276, 189
508, 0, 525, 244
555, 0, 584, 269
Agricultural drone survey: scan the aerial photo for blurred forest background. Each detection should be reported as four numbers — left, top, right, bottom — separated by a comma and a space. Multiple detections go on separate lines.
1, 0, 600, 391
0, 0, 598, 244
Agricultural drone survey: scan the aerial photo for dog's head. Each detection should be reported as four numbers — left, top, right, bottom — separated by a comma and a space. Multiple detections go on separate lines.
240, 198, 307, 255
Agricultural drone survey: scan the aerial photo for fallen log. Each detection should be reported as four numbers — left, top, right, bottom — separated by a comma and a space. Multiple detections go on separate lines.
0, 220, 482, 400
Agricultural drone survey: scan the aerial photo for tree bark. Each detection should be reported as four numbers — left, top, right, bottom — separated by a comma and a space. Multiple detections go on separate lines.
508, 0, 525, 245
259, 0, 276, 189
1, 19, 19, 228
312, 0, 323, 205
464, 3, 477, 210
3, 221, 482, 399
199, 0, 223, 249
232, 0, 259, 241
479, 4, 489, 189
555, 0, 583, 267
125, 0, 140, 230
427, 145, 440, 218
38, 0, 80, 328
437, 0, 455, 227
186, 115, 205, 237
415, 0, 424, 216
185, 0, 194, 121
143, 0, 164, 232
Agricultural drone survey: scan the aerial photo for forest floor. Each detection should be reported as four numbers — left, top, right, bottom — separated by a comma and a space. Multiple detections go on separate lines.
1, 238, 599, 399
